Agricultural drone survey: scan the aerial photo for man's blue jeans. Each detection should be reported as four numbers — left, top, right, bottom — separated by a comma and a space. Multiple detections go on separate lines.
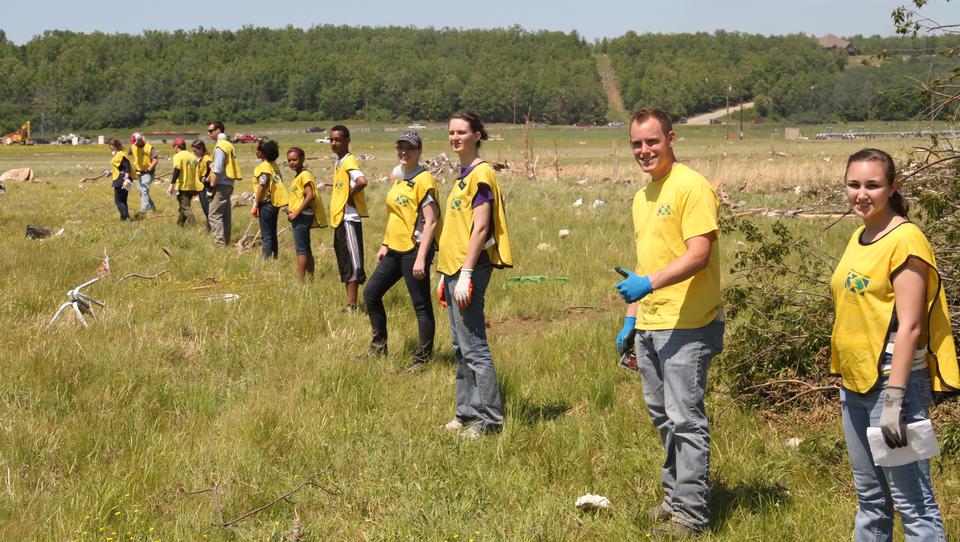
442, 264, 503, 433
841, 370, 946, 542
135, 171, 156, 212
635, 317, 723, 533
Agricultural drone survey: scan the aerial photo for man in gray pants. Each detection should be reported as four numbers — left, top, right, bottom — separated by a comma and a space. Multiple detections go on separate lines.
206, 121, 241, 246
130, 132, 158, 213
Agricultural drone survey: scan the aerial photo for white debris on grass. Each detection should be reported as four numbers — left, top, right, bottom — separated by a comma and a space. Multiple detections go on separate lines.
575, 494, 611, 510
559, 229, 571, 239
572, 198, 583, 207
785, 437, 803, 449
536, 242, 553, 252
592, 199, 605, 208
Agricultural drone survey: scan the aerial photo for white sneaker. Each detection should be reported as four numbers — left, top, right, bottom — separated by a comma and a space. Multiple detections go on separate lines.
443, 418, 464, 432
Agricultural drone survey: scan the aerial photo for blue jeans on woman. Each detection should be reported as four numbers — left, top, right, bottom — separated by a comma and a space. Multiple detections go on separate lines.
841, 370, 946, 542
442, 263, 503, 433
363, 247, 435, 360
258, 201, 280, 259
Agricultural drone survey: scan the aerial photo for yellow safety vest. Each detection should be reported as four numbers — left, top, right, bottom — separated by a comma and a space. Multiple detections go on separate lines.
172, 149, 202, 192
437, 162, 512, 275
831, 222, 960, 393
330, 153, 368, 227
383, 168, 442, 252
198, 154, 212, 182
215, 139, 242, 180
252, 161, 289, 208
288, 169, 327, 229
110, 150, 138, 182
130, 143, 155, 173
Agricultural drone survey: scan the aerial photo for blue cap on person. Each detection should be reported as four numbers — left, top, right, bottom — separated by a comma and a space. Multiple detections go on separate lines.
396, 130, 422, 149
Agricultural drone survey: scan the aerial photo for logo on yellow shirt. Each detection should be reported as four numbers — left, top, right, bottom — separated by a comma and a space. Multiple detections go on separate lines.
394, 195, 410, 207
335, 182, 344, 190
657, 204, 672, 216
845, 271, 870, 296
451, 198, 463, 211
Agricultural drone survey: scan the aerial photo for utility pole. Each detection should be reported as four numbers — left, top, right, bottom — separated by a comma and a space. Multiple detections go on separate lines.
738, 95, 744, 140
726, 83, 731, 141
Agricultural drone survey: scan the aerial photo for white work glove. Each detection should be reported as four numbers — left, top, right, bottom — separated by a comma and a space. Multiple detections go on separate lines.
880, 385, 908, 448
453, 268, 473, 309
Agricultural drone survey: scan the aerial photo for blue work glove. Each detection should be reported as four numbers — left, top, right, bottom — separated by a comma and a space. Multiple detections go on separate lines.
616, 270, 653, 303
616, 316, 637, 355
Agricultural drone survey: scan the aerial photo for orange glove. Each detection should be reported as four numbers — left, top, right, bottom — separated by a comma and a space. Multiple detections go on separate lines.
436, 278, 448, 308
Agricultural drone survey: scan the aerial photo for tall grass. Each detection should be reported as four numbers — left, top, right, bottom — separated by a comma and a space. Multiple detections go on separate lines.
0, 125, 956, 540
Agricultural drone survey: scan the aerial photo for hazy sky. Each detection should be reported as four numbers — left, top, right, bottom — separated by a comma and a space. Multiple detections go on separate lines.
2, 0, 955, 44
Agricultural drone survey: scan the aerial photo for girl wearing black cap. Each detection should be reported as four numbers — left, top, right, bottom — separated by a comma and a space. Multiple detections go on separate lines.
361, 130, 442, 371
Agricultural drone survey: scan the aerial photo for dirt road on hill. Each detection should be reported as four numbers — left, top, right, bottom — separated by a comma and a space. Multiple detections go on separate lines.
686, 102, 755, 125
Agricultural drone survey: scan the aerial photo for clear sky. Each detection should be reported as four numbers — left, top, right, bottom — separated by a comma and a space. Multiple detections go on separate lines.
2, 0, 955, 44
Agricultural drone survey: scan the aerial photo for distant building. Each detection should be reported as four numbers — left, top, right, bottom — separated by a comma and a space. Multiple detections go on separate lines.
818, 34, 859, 55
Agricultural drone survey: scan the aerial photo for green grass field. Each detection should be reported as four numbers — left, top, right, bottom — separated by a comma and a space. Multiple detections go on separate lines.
1, 123, 957, 540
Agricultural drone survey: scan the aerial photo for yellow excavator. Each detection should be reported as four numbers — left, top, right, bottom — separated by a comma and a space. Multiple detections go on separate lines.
2, 121, 32, 145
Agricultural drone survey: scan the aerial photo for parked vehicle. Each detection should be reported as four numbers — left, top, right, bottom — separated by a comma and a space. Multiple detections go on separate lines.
234, 133, 262, 143
306, 126, 325, 134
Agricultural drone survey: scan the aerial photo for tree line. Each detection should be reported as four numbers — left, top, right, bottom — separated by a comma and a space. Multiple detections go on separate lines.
1, 26, 958, 133
600, 30, 960, 123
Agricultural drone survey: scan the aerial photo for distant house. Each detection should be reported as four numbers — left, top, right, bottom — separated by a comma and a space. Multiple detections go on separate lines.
818, 34, 859, 55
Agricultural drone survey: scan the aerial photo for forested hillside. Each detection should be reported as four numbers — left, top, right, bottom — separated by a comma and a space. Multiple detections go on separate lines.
601, 31, 960, 123
1, 26, 958, 133
0, 26, 607, 132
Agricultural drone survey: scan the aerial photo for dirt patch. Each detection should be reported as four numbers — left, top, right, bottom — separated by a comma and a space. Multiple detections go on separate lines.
487, 305, 606, 336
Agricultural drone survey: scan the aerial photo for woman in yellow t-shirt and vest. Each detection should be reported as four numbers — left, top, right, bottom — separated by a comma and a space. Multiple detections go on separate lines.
108, 138, 137, 221
360, 130, 442, 371
192, 139, 213, 232
285, 147, 327, 280
831, 148, 957, 541
251, 140, 289, 260
436, 111, 513, 438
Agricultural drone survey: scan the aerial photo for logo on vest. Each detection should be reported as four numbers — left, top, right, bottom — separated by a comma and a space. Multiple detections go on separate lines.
458, 180, 467, 190
657, 204, 672, 216
845, 271, 870, 296
394, 195, 410, 207
335, 182, 344, 190
451, 198, 463, 211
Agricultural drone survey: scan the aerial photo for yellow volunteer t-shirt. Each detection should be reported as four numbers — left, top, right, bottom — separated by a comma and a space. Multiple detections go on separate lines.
130, 143, 155, 174
172, 149, 202, 192
830, 222, 959, 394
198, 154, 212, 182
383, 168, 441, 252
437, 162, 513, 275
110, 150, 138, 182
632, 163, 720, 330
288, 169, 327, 229
252, 161, 289, 208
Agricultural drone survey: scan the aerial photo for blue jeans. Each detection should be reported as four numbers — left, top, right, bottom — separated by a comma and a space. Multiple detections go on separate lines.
635, 317, 724, 533
841, 371, 946, 542
135, 171, 156, 212
258, 201, 280, 259
442, 264, 503, 432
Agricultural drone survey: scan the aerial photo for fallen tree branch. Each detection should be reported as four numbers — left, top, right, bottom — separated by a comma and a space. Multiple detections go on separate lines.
119, 269, 169, 282
218, 475, 339, 528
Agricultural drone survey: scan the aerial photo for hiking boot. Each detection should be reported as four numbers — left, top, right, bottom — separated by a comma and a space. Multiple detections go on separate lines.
650, 521, 701, 540
443, 418, 466, 432
460, 426, 482, 440
647, 504, 672, 523
354, 343, 386, 361
342, 304, 362, 314
400, 350, 431, 373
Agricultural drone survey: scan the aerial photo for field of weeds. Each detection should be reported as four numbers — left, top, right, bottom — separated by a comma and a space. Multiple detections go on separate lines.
0, 122, 957, 540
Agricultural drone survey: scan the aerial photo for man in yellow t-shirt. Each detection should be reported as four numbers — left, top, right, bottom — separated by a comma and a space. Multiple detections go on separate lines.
614, 108, 723, 539
130, 132, 159, 213
166, 138, 202, 227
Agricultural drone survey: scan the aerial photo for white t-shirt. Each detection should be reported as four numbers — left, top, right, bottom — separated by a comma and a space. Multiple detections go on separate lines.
339, 160, 365, 222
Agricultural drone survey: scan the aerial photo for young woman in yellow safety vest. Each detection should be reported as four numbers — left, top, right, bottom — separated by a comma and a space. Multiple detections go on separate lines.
108, 138, 137, 221
436, 111, 513, 439
285, 147, 327, 280
360, 130, 441, 371
251, 140, 289, 259
192, 139, 213, 232
831, 148, 958, 541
